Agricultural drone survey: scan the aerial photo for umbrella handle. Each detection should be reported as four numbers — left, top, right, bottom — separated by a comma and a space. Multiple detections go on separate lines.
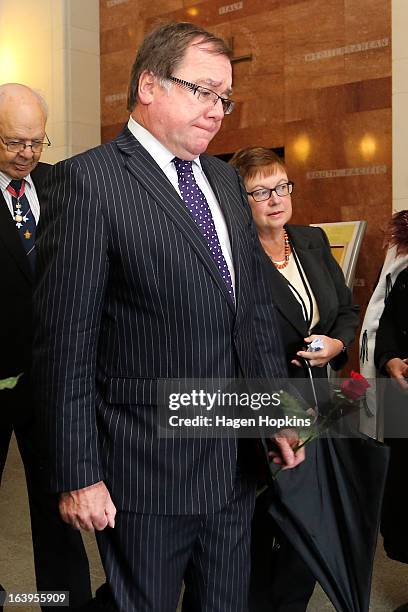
300, 357, 321, 416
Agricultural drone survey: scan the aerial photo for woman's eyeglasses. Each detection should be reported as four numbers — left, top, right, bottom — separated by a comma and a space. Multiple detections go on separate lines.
247, 181, 294, 202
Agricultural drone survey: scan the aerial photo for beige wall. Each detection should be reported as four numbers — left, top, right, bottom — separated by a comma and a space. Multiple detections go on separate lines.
0, 0, 100, 162
392, 0, 408, 213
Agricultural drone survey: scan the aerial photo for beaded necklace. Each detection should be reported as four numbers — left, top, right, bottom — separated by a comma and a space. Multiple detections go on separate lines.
266, 229, 292, 269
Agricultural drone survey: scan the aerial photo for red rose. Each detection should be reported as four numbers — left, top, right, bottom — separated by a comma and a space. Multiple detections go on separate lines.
340, 371, 370, 401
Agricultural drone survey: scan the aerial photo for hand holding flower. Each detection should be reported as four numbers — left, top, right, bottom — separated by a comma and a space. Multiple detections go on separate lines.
268, 428, 306, 469
270, 372, 370, 480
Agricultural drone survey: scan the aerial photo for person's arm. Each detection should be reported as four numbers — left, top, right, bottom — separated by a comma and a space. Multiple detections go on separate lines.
375, 273, 408, 390
33, 156, 116, 529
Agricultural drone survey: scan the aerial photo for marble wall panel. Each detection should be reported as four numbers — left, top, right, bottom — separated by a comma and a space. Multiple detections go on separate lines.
283, 0, 346, 92
344, 42, 391, 86
228, 11, 284, 88
136, 0, 183, 20
239, 93, 285, 130
345, 77, 391, 113
345, 0, 391, 44
285, 77, 391, 123
342, 108, 390, 168
144, 0, 277, 31
100, 0, 140, 32
100, 22, 144, 55
208, 122, 285, 156
344, 0, 391, 83
101, 48, 134, 124
285, 84, 347, 122
101, 122, 125, 142
183, 0, 207, 6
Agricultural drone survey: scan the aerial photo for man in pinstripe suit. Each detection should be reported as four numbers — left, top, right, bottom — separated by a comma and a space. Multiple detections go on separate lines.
33, 22, 304, 612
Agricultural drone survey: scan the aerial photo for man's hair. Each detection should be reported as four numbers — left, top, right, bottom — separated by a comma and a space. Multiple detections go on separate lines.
229, 147, 286, 184
0, 83, 48, 119
127, 21, 231, 111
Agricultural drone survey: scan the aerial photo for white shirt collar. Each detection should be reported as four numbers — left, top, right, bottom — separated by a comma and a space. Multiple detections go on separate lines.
127, 116, 203, 172
0, 170, 34, 194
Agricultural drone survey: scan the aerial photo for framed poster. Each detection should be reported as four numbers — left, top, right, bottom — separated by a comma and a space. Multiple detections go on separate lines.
310, 220, 367, 289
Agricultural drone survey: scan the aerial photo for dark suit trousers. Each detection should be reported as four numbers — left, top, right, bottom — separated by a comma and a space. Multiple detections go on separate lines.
0, 396, 92, 611
96, 475, 255, 612
248, 492, 316, 612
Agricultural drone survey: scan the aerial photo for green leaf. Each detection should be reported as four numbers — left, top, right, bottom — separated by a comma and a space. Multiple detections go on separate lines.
0, 373, 23, 390
278, 390, 319, 437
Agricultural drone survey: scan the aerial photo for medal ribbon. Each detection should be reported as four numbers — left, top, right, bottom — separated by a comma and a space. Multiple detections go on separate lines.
6, 178, 36, 274
6, 180, 26, 200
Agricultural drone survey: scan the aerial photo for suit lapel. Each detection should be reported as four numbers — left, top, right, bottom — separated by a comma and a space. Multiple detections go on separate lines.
31, 162, 50, 194
116, 130, 235, 311
260, 246, 308, 336
287, 226, 332, 332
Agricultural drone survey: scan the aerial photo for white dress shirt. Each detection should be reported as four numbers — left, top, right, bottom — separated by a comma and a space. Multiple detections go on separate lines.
0, 170, 40, 224
127, 116, 235, 292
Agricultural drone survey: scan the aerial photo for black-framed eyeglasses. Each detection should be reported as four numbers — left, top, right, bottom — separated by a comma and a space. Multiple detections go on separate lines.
247, 181, 294, 202
168, 76, 235, 115
0, 133, 51, 153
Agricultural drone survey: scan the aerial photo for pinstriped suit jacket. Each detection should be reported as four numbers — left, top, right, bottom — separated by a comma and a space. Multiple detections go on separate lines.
33, 127, 286, 514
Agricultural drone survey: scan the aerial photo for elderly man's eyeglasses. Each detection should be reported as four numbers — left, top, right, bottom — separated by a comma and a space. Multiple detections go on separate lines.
0, 134, 51, 154
247, 181, 294, 202
168, 76, 235, 115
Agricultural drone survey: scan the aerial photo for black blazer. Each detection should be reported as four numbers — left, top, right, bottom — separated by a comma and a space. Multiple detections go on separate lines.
259, 224, 359, 377
33, 128, 287, 513
374, 267, 408, 373
0, 162, 50, 380
0, 163, 50, 425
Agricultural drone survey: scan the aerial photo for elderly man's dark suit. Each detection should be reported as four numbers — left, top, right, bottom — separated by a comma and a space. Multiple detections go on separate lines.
33, 128, 287, 611
0, 162, 92, 610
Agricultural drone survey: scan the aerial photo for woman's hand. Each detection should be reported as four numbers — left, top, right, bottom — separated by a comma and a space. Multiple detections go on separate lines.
292, 334, 344, 368
385, 357, 408, 391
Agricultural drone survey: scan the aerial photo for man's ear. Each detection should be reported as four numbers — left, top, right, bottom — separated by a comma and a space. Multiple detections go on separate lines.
138, 70, 156, 105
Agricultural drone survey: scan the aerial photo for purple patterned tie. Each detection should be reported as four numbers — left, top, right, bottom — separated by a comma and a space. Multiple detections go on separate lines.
173, 158, 234, 301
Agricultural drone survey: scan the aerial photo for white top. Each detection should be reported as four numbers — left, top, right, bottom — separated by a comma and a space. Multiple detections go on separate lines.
358, 245, 408, 437
127, 116, 235, 292
278, 251, 320, 331
0, 170, 40, 224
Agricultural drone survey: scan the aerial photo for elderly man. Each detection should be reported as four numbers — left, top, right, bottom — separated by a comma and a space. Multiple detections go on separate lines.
0, 83, 92, 610
33, 23, 304, 612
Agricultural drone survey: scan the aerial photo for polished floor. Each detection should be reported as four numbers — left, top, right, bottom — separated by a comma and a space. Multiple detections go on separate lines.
0, 435, 407, 611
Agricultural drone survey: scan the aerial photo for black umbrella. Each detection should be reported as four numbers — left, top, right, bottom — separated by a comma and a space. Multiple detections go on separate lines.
266, 428, 389, 612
